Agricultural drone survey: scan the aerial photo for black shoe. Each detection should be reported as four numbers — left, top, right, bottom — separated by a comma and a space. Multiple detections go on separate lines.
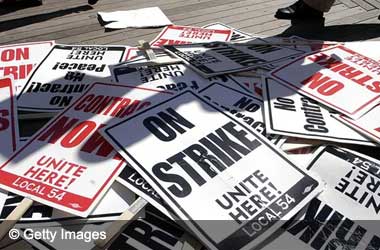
88, 0, 98, 5
275, 0, 324, 20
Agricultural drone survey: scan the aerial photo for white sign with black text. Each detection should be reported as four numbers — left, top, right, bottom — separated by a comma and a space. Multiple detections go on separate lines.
263, 77, 377, 146
101, 91, 322, 250
17, 44, 127, 112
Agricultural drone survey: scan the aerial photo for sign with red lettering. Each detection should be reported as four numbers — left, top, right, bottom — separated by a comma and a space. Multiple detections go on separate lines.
270, 45, 380, 119
0, 82, 171, 217
17, 45, 127, 113
263, 77, 376, 145
0, 41, 54, 94
150, 25, 232, 47
335, 105, 380, 144
0, 77, 19, 163
101, 90, 322, 250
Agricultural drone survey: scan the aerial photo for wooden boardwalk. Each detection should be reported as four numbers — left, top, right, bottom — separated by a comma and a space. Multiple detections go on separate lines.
1, 0, 380, 46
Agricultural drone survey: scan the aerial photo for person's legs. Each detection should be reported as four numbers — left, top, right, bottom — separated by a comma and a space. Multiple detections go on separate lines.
275, 0, 335, 20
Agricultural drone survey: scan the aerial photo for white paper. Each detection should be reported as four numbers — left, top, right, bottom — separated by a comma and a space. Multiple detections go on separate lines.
0, 41, 54, 94
98, 7, 172, 29
0, 82, 171, 217
334, 105, 380, 144
150, 25, 232, 47
17, 44, 127, 112
270, 45, 380, 119
101, 90, 322, 250
263, 77, 377, 146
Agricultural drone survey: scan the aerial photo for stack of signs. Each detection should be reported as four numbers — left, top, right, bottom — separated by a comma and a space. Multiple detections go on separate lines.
17, 45, 127, 114
4, 21, 380, 250
0, 41, 54, 94
101, 91, 322, 250
150, 25, 232, 47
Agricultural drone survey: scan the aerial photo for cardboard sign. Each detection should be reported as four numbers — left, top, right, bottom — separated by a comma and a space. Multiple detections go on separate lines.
270, 45, 380, 119
164, 41, 304, 77
0, 78, 19, 163
199, 82, 283, 144
150, 25, 232, 47
260, 146, 380, 250
101, 90, 322, 250
263, 77, 377, 146
17, 44, 127, 112
335, 105, 380, 144
20, 205, 189, 250
0, 181, 134, 225
0, 41, 54, 94
0, 82, 171, 217
202, 22, 256, 41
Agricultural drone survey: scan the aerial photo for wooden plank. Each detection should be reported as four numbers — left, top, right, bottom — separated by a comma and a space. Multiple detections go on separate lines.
340, 0, 358, 7
351, 0, 375, 10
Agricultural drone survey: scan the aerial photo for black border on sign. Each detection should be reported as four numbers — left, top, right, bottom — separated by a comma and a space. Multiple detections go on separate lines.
17, 45, 127, 111
104, 90, 320, 250
264, 77, 373, 144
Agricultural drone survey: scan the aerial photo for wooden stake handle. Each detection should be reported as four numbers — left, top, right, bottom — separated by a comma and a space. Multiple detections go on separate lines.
94, 197, 148, 249
0, 198, 33, 240
180, 233, 203, 250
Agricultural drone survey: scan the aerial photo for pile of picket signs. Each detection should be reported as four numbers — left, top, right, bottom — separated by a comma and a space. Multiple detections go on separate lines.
1, 22, 380, 250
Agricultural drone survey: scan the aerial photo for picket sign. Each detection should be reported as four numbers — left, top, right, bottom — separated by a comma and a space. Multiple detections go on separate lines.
0, 82, 173, 219
135, 40, 182, 66
270, 45, 380, 120
101, 90, 322, 250
17, 44, 128, 113
150, 25, 232, 47
0, 77, 29, 239
261, 146, 380, 250
0, 41, 55, 95
262, 77, 377, 146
